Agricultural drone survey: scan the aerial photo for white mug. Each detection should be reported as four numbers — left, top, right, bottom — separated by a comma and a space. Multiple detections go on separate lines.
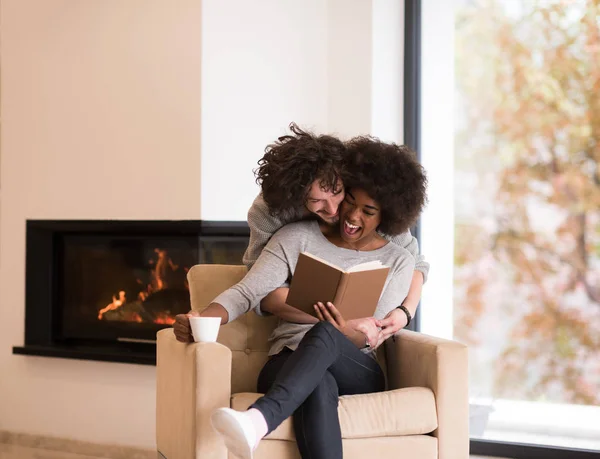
189, 316, 221, 343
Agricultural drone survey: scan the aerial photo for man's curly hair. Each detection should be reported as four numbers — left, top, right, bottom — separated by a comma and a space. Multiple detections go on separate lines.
255, 123, 346, 218
343, 137, 427, 236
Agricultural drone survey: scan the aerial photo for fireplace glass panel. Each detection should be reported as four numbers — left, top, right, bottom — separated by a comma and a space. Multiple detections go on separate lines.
60, 235, 200, 340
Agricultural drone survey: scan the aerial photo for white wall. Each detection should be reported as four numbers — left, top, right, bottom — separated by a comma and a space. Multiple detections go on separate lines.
372, 0, 404, 143
200, 0, 329, 221
0, 0, 201, 449
419, 0, 455, 339
200, 0, 404, 221
327, 0, 373, 138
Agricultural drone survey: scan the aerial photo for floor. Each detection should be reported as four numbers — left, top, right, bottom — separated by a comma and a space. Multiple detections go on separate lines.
0, 443, 503, 459
0, 443, 119, 459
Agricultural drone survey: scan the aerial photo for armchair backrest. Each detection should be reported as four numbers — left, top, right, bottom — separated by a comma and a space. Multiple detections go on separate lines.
187, 264, 279, 394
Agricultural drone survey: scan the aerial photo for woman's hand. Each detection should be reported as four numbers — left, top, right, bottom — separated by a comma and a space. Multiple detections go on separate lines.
378, 307, 409, 341
314, 302, 382, 349
173, 304, 229, 343
173, 311, 199, 343
314, 301, 346, 329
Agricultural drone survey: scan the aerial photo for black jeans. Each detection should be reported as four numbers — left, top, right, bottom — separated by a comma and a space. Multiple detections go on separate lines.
250, 321, 385, 459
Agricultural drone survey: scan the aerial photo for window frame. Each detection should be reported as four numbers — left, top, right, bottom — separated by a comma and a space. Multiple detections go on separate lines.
403, 0, 422, 333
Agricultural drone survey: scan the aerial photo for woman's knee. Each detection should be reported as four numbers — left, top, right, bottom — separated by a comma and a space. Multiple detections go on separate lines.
300, 321, 344, 354
307, 320, 338, 339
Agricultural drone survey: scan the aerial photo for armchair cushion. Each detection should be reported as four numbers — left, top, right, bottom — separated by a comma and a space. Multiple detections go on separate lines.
231, 386, 437, 441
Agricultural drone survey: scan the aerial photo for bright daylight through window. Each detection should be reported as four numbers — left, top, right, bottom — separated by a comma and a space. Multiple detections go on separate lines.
420, 0, 600, 451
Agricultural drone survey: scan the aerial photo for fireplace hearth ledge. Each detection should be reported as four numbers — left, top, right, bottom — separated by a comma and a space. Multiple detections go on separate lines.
13, 342, 157, 365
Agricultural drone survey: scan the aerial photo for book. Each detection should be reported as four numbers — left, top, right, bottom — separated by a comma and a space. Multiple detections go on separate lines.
285, 252, 390, 321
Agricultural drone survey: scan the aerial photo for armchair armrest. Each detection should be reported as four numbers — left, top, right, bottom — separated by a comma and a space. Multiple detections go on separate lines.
156, 329, 232, 459
385, 330, 469, 459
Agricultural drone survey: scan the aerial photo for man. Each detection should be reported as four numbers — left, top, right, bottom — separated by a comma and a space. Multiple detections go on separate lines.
174, 123, 428, 341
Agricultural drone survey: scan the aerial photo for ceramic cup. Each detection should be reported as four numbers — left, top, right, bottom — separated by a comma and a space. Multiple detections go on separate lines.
189, 316, 221, 343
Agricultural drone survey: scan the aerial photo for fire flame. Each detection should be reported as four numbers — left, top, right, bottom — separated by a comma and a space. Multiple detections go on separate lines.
98, 291, 127, 320
97, 249, 183, 325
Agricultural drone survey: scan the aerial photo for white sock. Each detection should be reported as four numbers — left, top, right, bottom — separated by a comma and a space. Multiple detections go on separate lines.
247, 408, 268, 444
211, 408, 257, 459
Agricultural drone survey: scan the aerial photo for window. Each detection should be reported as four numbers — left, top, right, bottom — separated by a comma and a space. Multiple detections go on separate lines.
419, 0, 600, 452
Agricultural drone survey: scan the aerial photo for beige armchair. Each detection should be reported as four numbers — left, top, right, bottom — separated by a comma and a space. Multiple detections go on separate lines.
156, 264, 469, 459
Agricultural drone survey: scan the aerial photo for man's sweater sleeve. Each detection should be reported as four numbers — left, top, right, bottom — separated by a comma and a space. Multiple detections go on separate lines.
214, 227, 295, 323
242, 194, 287, 270
386, 230, 430, 283
376, 251, 416, 317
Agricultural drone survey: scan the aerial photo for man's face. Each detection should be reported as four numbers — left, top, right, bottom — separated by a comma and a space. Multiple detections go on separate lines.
305, 179, 345, 225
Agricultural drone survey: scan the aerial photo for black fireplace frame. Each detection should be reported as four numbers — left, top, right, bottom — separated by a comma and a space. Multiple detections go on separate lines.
12, 220, 249, 365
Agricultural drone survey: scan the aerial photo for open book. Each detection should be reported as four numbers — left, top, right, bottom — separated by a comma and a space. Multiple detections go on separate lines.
286, 252, 390, 321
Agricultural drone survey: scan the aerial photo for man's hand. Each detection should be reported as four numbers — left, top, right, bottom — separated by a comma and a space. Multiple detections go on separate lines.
348, 317, 385, 348
378, 308, 409, 341
173, 311, 199, 343
261, 288, 319, 324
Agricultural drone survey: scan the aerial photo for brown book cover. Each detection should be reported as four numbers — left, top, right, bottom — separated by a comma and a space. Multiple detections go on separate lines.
286, 252, 390, 320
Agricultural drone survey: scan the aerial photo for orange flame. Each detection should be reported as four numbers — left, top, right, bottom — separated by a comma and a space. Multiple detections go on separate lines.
154, 314, 176, 325
97, 249, 184, 324
98, 291, 126, 320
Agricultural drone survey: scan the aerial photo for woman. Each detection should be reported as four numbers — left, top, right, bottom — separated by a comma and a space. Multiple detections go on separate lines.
207, 136, 428, 459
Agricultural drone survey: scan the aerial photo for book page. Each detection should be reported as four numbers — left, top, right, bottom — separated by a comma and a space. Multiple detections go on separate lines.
346, 260, 385, 273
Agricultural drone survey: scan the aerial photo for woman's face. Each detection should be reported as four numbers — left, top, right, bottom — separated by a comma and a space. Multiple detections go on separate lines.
339, 188, 382, 243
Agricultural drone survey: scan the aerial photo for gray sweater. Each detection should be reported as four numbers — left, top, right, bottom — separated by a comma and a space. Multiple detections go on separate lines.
213, 220, 416, 356
242, 194, 429, 282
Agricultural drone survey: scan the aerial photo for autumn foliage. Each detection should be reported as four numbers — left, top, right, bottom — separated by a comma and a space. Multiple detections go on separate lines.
453, 0, 600, 405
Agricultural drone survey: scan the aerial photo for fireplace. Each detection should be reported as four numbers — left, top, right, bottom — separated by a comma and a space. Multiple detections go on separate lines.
13, 220, 249, 365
